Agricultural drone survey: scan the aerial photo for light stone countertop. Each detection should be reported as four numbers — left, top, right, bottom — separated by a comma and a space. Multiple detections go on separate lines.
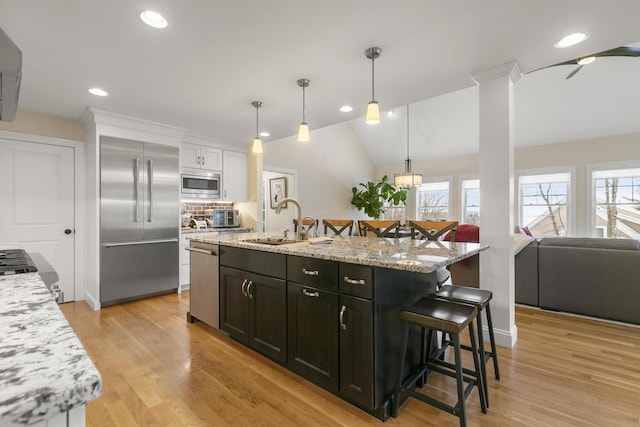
187, 233, 489, 274
0, 273, 102, 426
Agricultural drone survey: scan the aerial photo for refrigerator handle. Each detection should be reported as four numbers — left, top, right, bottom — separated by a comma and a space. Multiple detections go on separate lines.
147, 159, 154, 222
134, 158, 140, 223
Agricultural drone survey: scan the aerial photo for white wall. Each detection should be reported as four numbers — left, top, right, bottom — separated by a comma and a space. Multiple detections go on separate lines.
376, 132, 640, 237
263, 121, 375, 229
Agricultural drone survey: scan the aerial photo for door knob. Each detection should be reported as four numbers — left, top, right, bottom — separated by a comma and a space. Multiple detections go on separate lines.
64, 229, 72, 235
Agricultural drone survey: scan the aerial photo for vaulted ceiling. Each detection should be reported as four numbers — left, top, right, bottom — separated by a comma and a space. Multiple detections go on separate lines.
2, 1, 639, 164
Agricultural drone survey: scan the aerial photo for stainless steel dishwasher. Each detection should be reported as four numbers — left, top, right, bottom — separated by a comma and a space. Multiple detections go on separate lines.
186, 241, 219, 328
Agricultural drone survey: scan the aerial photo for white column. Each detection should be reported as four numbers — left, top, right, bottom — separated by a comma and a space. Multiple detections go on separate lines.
472, 62, 521, 348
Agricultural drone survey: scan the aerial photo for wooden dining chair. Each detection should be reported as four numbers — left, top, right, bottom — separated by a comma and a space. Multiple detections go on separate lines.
408, 220, 459, 241
359, 220, 401, 238
322, 219, 354, 236
293, 218, 319, 234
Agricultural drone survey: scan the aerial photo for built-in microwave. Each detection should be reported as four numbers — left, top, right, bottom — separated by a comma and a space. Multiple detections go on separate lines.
181, 169, 221, 199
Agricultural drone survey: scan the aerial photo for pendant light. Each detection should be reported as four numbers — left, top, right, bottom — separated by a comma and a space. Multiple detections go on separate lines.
364, 47, 382, 125
394, 104, 423, 187
251, 101, 263, 154
297, 78, 310, 142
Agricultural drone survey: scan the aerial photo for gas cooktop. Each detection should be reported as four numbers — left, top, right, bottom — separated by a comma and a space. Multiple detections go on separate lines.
0, 249, 39, 275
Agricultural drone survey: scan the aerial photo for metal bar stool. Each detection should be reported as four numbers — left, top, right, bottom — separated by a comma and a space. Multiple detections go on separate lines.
433, 285, 500, 408
392, 297, 487, 427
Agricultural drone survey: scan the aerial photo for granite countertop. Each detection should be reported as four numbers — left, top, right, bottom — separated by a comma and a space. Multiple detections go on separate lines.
188, 233, 489, 274
0, 273, 102, 426
180, 227, 252, 234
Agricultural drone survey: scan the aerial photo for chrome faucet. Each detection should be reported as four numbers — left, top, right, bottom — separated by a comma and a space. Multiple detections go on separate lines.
300, 216, 318, 240
275, 197, 303, 240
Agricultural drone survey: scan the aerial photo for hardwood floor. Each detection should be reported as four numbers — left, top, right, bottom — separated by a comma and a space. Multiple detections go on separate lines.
60, 293, 640, 426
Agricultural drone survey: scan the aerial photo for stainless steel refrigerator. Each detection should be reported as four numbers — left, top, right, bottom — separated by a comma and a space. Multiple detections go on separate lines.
100, 136, 179, 305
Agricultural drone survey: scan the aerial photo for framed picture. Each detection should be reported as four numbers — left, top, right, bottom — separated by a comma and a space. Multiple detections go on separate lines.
269, 177, 287, 209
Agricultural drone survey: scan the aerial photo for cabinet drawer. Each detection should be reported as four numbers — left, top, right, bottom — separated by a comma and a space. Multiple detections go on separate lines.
339, 263, 373, 299
220, 246, 286, 279
287, 256, 339, 292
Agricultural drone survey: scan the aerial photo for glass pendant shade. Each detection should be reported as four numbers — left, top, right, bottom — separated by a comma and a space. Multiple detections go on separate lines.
252, 137, 263, 154
251, 101, 264, 154
394, 104, 422, 188
364, 47, 382, 126
297, 78, 311, 142
297, 122, 310, 142
365, 101, 381, 125
394, 159, 423, 187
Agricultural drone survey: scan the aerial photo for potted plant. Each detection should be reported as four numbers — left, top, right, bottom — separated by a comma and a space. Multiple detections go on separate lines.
351, 175, 407, 219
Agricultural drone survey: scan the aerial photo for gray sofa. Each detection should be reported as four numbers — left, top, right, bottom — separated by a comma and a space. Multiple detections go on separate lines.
515, 237, 640, 325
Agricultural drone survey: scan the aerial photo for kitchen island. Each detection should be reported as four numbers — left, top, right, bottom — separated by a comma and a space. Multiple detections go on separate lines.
187, 233, 488, 421
0, 273, 102, 426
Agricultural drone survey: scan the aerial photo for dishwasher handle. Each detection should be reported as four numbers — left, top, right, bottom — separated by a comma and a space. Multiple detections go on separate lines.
185, 247, 218, 256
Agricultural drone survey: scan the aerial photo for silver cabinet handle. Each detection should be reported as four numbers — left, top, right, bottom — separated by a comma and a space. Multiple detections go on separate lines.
147, 159, 154, 222
201, 155, 205, 167
344, 276, 365, 285
133, 158, 140, 222
104, 238, 178, 248
302, 268, 319, 276
247, 280, 253, 299
185, 247, 217, 255
241, 279, 248, 297
197, 155, 201, 165
303, 289, 319, 298
339, 305, 347, 330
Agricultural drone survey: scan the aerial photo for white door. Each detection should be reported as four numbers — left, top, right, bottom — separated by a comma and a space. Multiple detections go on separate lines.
0, 139, 75, 301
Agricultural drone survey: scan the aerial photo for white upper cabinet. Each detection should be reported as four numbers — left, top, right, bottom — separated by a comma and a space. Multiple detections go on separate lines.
181, 143, 222, 171
222, 150, 247, 201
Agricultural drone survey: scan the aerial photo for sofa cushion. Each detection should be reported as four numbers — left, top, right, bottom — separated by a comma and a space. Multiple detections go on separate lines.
538, 237, 640, 250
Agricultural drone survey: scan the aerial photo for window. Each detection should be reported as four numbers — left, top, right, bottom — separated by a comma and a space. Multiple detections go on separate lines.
592, 167, 640, 239
461, 178, 480, 225
416, 180, 450, 220
518, 172, 570, 236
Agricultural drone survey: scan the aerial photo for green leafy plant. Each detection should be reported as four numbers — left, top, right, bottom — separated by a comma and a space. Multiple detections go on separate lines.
351, 175, 407, 219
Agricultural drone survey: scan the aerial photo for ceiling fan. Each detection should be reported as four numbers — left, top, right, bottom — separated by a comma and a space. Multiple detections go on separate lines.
543, 46, 640, 79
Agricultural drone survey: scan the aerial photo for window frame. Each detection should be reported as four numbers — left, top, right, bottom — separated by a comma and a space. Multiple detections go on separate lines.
460, 176, 480, 225
587, 161, 640, 238
515, 166, 575, 236
415, 177, 452, 221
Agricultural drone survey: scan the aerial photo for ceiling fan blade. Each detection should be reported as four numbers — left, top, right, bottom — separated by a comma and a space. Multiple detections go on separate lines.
566, 65, 584, 79
592, 46, 640, 58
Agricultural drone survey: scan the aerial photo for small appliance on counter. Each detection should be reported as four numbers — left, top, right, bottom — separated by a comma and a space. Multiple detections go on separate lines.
189, 217, 208, 229
205, 209, 240, 228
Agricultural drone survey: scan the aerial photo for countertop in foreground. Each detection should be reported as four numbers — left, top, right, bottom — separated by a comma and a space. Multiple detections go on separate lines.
0, 273, 102, 426
187, 233, 489, 274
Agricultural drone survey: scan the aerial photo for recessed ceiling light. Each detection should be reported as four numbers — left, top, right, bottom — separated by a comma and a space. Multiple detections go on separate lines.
140, 10, 168, 29
554, 32, 588, 48
339, 105, 353, 113
259, 131, 270, 137
88, 88, 108, 97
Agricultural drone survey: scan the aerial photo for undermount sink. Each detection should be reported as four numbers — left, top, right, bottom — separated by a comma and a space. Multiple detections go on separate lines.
242, 237, 302, 246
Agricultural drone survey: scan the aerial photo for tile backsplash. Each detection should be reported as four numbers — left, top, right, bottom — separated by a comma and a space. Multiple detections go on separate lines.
181, 201, 235, 218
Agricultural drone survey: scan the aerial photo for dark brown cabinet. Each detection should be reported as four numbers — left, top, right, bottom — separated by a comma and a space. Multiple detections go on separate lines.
219, 247, 287, 364
286, 256, 375, 409
287, 282, 339, 392
338, 263, 374, 409
286, 256, 339, 391
217, 246, 436, 421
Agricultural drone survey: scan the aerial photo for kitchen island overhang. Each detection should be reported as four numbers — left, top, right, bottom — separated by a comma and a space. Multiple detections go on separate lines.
186, 233, 488, 421
186, 233, 488, 274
